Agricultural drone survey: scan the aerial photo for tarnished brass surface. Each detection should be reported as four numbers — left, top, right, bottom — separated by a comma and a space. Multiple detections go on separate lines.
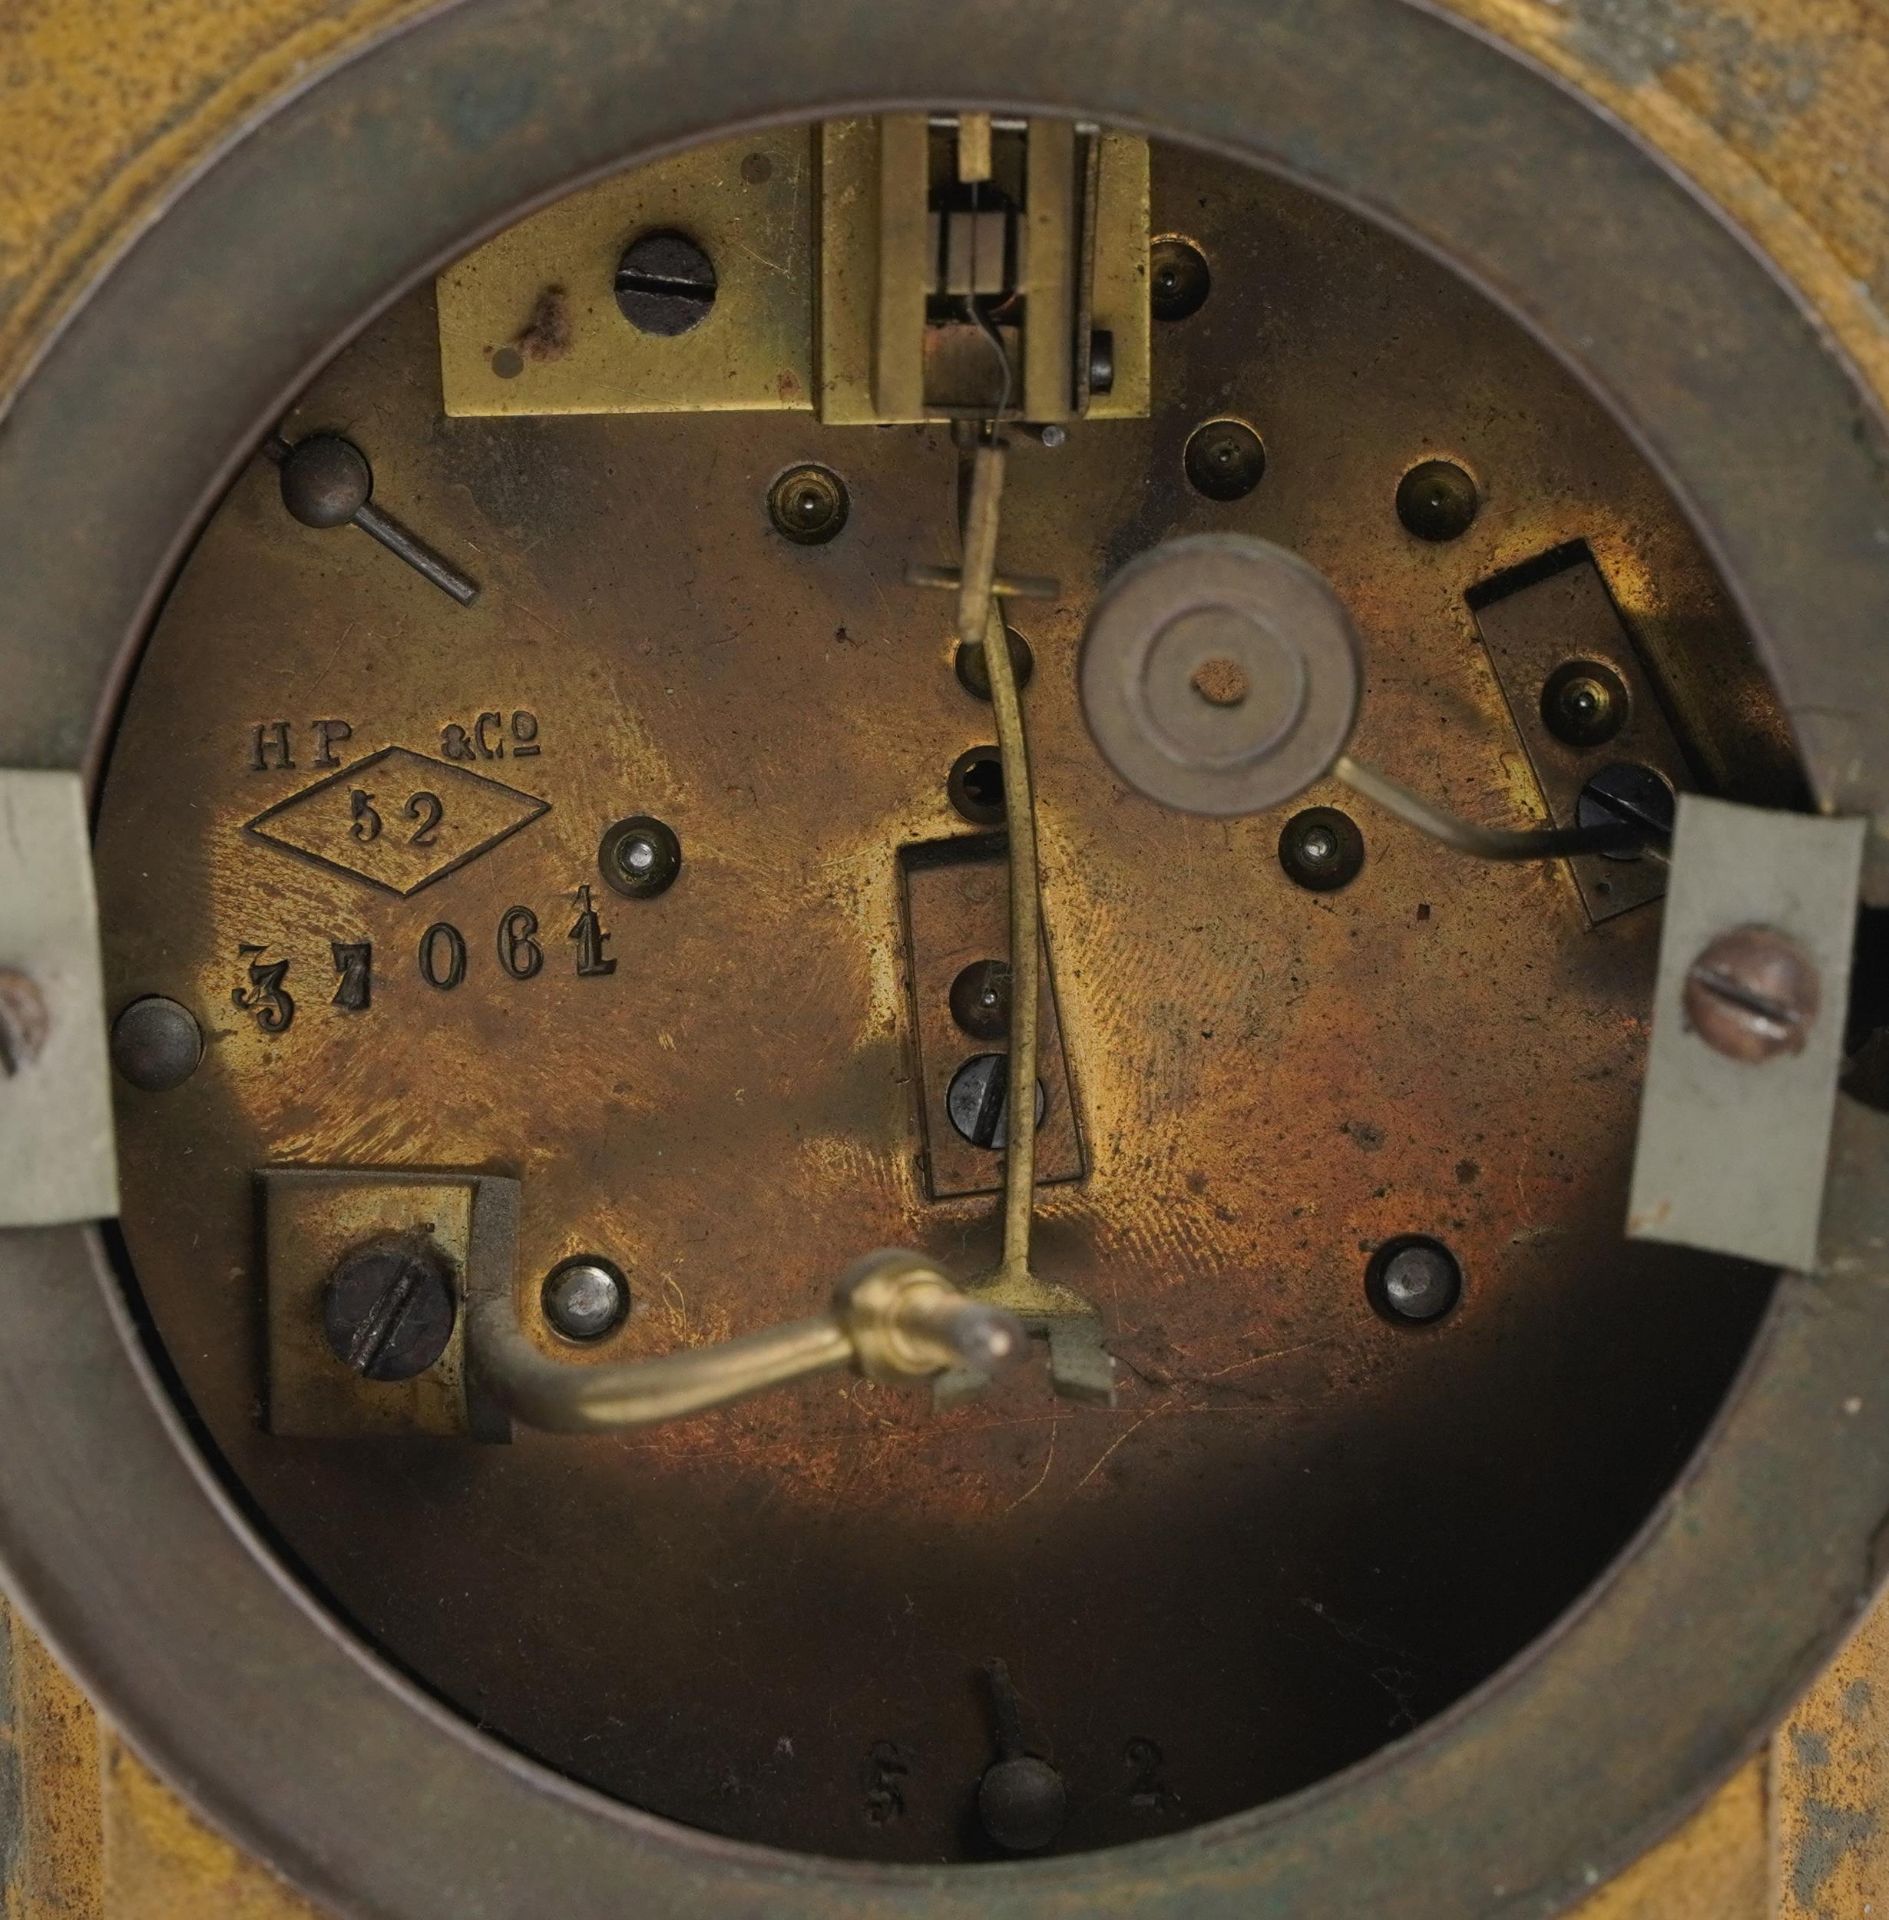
93, 135, 1787, 1859
10, 0, 1889, 1905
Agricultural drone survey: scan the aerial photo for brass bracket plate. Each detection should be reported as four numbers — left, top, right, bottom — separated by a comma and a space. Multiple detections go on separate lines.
1472, 547, 1688, 924
439, 123, 1151, 425
819, 119, 1151, 426
261, 1167, 515, 1439
438, 128, 816, 417
1628, 797, 1864, 1272
899, 836, 1083, 1202
0, 771, 117, 1226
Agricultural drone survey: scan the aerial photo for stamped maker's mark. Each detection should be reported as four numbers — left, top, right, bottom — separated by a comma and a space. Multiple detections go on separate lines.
244, 745, 549, 897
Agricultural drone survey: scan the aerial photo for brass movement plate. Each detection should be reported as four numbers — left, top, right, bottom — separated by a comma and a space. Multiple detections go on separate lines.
95, 136, 1799, 1861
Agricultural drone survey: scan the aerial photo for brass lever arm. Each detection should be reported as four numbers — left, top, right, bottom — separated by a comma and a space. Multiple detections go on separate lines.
1334, 754, 1667, 863
470, 1250, 1023, 1433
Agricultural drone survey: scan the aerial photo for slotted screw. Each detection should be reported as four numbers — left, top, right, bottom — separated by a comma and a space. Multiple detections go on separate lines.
322, 1237, 458, 1381
1574, 762, 1675, 859
947, 1053, 1048, 1150
615, 231, 717, 335
1683, 925, 1820, 1064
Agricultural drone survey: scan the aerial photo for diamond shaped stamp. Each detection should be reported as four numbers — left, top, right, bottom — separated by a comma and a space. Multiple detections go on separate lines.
244, 746, 549, 897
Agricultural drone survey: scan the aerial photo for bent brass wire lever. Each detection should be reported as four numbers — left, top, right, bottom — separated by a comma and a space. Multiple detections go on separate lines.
470, 1249, 1026, 1433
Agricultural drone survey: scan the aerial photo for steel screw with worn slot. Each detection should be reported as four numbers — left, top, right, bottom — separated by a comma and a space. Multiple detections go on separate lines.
323, 1237, 458, 1382
1683, 925, 1820, 1063
1574, 762, 1675, 858
947, 1053, 1048, 1149
615, 231, 717, 335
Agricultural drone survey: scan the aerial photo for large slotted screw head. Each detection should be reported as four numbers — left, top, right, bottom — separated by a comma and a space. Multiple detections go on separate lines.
1574, 762, 1675, 859
946, 1053, 1049, 1149
322, 1237, 458, 1381
1683, 925, 1820, 1064
614, 231, 717, 335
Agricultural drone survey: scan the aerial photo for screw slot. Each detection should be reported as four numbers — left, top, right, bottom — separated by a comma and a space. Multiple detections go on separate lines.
322, 1237, 457, 1381
948, 747, 1007, 826
614, 230, 717, 335
1574, 762, 1675, 860
1684, 925, 1820, 1064
1184, 419, 1266, 501
767, 464, 849, 545
947, 1054, 1048, 1149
